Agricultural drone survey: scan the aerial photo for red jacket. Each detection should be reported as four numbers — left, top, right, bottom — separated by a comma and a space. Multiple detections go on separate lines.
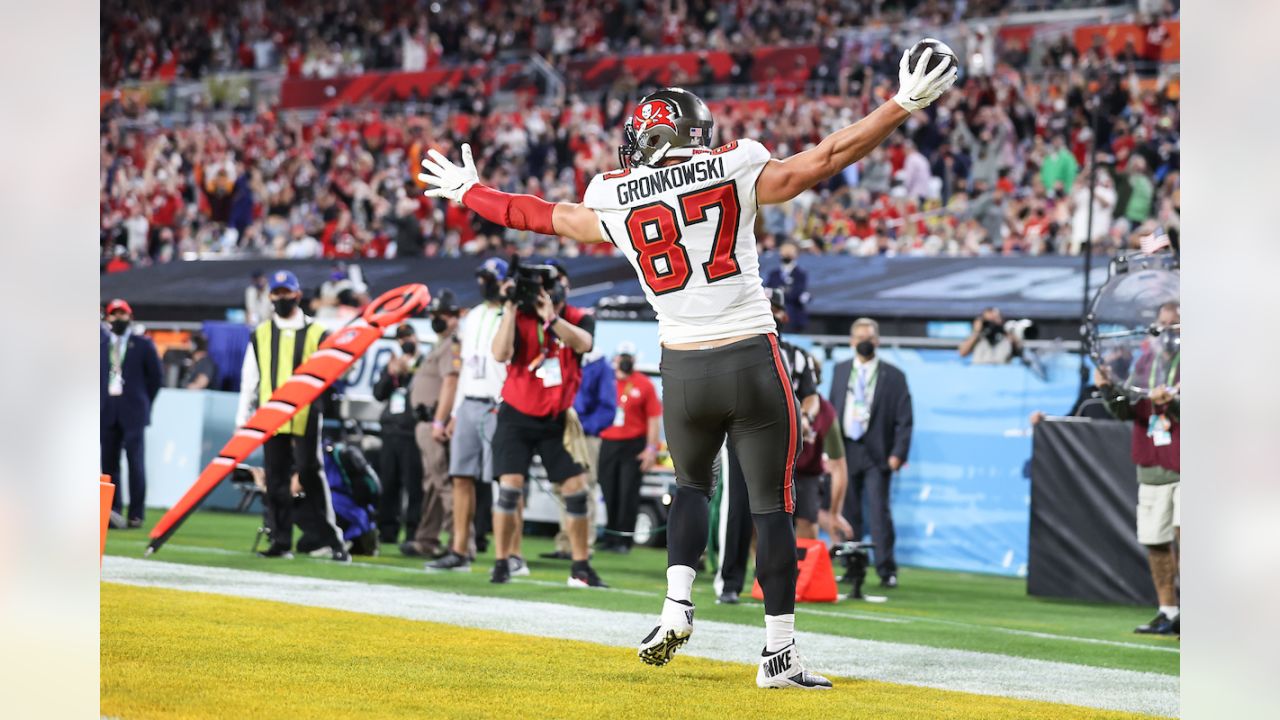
501, 305, 589, 418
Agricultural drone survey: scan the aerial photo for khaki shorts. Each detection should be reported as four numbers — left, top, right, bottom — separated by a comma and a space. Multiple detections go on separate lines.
1136, 481, 1180, 546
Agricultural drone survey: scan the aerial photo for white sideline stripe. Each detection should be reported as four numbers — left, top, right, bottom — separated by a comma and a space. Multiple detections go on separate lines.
742, 601, 1179, 652
129, 543, 1179, 647
103, 557, 1178, 717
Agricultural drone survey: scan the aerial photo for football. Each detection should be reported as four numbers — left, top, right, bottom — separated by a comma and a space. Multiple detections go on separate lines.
908, 38, 958, 75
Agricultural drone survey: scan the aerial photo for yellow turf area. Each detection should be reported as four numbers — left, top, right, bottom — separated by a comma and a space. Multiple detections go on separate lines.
101, 583, 1158, 720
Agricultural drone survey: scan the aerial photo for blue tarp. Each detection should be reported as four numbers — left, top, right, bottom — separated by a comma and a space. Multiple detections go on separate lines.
595, 322, 1081, 576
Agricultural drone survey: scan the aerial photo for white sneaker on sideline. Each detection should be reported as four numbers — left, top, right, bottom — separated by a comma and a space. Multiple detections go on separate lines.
508, 555, 531, 577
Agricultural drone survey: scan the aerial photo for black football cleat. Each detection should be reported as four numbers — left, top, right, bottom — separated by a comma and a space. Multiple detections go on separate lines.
490, 558, 511, 584
568, 565, 608, 588
257, 544, 294, 560
1134, 612, 1179, 635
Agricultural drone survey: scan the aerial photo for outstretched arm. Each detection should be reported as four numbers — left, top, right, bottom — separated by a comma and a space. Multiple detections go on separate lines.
757, 46, 957, 205
418, 145, 603, 243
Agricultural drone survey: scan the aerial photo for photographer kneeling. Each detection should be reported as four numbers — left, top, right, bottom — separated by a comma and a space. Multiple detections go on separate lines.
490, 263, 607, 588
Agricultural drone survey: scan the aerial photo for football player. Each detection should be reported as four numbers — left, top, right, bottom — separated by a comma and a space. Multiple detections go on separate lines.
419, 42, 956, 689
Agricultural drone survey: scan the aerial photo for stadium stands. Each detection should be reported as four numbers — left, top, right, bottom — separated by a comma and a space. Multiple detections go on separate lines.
102, 0, 1073, 87
100, 2, 1179, 268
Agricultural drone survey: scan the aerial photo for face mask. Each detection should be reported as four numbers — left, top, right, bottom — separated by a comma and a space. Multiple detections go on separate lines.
431, 316, 448, 334
618, 358, 635, 375
775, 316, 786, 335
273, 296, 299, 317
109, 319, 130, 335
549, 285, 567, 306
400, 341, 417, 356
1161, 330, 1179, 355
856, 340, 876, 358
781, 257, 795, 267
480, 277, 501, 302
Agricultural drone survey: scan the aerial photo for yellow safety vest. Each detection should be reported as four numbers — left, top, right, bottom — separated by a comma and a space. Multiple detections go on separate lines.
253, 318, 326, 436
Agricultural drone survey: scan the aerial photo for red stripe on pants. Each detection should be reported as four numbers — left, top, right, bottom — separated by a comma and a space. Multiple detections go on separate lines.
766, 334, 797, 514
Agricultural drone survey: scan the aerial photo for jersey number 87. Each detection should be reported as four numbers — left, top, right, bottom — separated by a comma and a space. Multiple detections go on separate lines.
622, 180, 743, 295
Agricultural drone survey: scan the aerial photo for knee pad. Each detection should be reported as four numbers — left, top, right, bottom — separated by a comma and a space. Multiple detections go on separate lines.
496, 486, 521, 514
563, 490, 589, 518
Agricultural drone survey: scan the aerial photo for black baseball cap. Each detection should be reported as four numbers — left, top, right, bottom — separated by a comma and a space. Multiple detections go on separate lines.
427, 289, 461, 315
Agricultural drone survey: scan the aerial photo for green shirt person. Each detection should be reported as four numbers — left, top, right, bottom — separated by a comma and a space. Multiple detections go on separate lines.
1125, 157, 1155, 223
1040, 137, 1078, 196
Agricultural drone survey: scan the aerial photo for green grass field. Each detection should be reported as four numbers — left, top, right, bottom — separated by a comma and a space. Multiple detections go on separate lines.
105, 509, 1178, 676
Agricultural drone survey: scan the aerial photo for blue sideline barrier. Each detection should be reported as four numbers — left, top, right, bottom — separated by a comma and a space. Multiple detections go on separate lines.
139, 319, 1080, 575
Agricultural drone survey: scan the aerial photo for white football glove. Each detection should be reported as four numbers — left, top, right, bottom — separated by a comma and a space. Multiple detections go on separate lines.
892, 45, 959, 114
417, 143, 478, 204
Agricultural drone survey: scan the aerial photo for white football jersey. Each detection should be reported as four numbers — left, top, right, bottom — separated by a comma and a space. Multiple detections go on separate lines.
584, 139, 775, 345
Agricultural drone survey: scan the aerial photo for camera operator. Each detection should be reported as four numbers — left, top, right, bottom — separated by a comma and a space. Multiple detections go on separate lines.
489, 264, 607, 588
1097, 300, 1181, 635
373, 323, 425, 545
958, 307, 1022, 365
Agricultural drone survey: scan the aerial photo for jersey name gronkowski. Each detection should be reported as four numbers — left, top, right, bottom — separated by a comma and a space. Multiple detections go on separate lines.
584, 138, 775, 345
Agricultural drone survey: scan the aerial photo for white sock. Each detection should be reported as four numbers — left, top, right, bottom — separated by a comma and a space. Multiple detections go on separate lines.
1159, 605, 1179, 620
765, 614, 795, 653
666, 565, 696, 604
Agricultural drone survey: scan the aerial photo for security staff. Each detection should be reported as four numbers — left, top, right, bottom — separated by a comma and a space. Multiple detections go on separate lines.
100, 299, 162, 528
374, 323, 426, 544
236, 270, 349, 561
401, 290, 463, 558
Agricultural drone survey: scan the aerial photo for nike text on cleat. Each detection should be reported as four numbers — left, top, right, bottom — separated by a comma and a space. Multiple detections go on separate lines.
756, 641, 833, 690
637, 597, 694, 666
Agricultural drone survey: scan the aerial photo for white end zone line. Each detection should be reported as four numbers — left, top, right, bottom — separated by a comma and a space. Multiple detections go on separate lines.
102, 557, 1178, 718
137, 544, 1180, 648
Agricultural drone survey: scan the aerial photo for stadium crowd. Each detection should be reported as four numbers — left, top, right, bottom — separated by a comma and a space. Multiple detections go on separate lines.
102, 0, 1023, 87
101, 6, 1179, 269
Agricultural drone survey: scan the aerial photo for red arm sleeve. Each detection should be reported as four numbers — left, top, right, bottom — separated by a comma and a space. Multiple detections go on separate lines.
461, 184, 557, 235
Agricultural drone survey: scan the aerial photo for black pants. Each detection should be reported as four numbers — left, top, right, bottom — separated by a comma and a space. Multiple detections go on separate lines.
660, 335, 800, 514
101, 419, 146, 522
378, 432, 424, 543
261, 411, 343, 552
473, 480, 493, 550
842, 448, 897, 579
715, 444, 754, 595
599, 436, 646, 548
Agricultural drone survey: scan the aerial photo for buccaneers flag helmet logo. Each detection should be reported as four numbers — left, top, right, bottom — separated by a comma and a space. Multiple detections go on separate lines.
631, 100, 677, 133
